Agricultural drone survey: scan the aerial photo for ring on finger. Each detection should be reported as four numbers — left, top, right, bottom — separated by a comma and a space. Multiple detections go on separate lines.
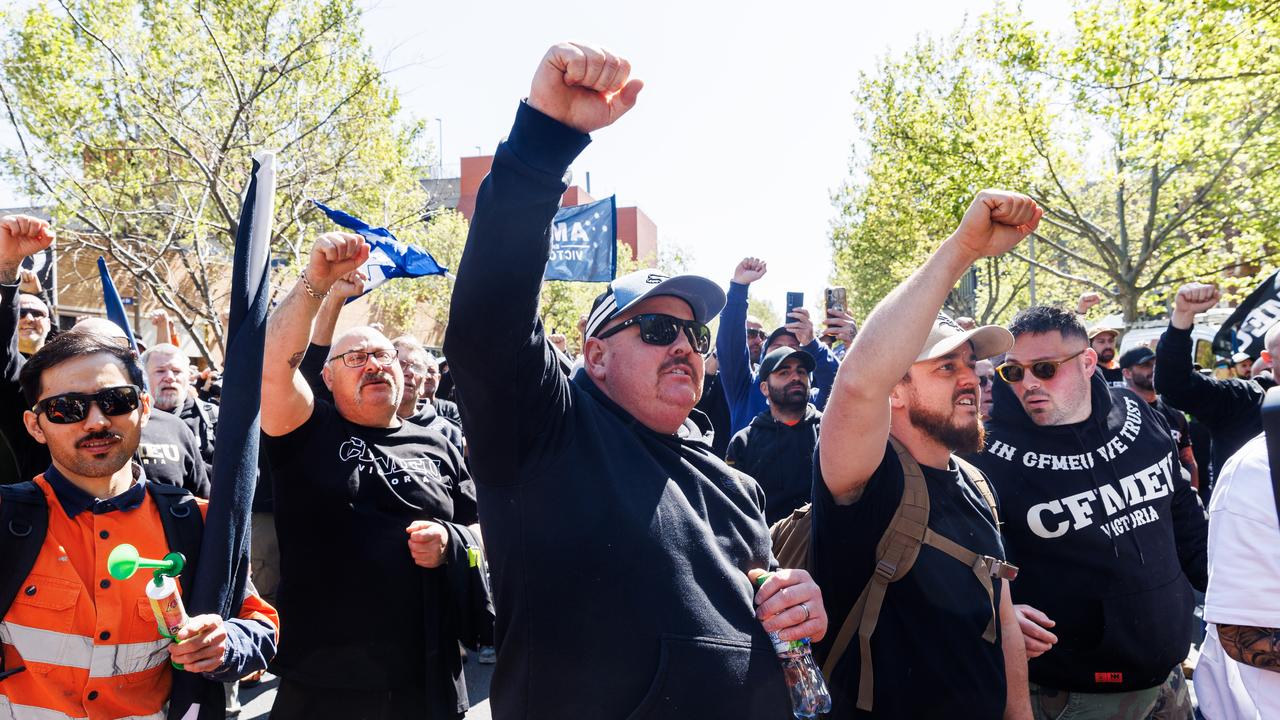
799, 602, 810, 622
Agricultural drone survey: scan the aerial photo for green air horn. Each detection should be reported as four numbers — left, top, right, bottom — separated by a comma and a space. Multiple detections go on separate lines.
107, 543, 186, 582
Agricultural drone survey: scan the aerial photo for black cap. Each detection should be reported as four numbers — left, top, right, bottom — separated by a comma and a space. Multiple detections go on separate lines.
1118, 346, 1155, 369
764, 327, 797, 351
757, 346, 816, 379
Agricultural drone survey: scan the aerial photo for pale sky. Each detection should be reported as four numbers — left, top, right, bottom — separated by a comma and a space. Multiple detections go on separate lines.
2, 0, 1075, 321
358, 0, 1074, 319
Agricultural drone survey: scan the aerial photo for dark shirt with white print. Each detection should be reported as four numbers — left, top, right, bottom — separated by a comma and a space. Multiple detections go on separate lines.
262, 397, 476, 700
973, 369, 1208, 694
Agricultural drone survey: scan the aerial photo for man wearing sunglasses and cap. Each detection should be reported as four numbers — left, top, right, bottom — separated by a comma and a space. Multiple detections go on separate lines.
815, 190, 1038, 719
971, 306, 1207, 720
443, 43, 827, 718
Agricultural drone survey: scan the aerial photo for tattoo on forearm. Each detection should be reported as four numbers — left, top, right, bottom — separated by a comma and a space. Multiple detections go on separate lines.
287, 352, 304, 369
1218, 624, 1280, 672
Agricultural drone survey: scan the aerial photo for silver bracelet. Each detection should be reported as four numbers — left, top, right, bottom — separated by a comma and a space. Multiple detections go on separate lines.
300, 269, 328, 300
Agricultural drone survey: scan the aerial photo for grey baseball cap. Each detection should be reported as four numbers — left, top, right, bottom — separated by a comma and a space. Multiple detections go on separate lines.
585, 268, 726, 339
916, 312, 1013, 363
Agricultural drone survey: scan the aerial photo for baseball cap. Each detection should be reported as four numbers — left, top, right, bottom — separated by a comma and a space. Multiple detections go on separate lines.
585, 268, 726, 341
1119, 346, 1156, 369
764, 327, 797, 350
916, 312, 1012, 363
1088, 326, 1119, 340
1232, 351, 1252, 365
757, 346, 816, 379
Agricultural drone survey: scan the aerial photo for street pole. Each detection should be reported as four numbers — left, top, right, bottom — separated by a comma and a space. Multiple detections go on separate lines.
435, 117, 443, 178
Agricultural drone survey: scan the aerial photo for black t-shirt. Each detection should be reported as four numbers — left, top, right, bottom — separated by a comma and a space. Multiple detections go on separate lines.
812, 441, 1007, 719
263, 398, 476, 689
1151, 397, 1191, 452
1101, 365, 1125, 387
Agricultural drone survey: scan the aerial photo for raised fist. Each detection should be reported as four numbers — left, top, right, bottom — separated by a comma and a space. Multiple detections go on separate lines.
17, 268, 41, 294
0, 215, 55, 279
952, 191, 1042, 260
149, 309, 171, 327
328, 270, 367, 302
1174, 283, 1220, 315
528, 42, 644, 134
1076, 292, 1102, 314
733, 257, 768, 285
306, 232, 369, 295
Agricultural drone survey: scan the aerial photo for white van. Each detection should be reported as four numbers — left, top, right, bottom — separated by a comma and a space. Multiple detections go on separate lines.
1109, 307, 1233, 369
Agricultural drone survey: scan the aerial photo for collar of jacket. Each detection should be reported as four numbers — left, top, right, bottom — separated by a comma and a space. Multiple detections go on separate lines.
45, 462, 147, 518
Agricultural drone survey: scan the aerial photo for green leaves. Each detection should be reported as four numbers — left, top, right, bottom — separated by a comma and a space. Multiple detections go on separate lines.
831, 0, 1280, 326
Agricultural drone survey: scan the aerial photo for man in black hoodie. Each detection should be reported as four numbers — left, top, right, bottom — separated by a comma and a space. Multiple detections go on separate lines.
973, 306, 1208, 720
1155, 282, 1278, 491
443, 42, 827, 719
726, 346, 821, 524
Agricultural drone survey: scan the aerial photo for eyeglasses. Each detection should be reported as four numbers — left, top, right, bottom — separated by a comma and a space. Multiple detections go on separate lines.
397, 359, 427, 374
746, 328, 767, 340
597, 314, 712, 355
996, 349, 1087, 383
329, 348, 396, 369
31, 385, 141, 424
19, 307, 47, 319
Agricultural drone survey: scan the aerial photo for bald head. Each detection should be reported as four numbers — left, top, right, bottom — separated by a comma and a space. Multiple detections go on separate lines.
72, 317, 129, 341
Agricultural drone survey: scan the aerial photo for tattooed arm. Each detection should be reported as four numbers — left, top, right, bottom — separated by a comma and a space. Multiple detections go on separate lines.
260, 233, 368, 437
1217, 624, 1280, 672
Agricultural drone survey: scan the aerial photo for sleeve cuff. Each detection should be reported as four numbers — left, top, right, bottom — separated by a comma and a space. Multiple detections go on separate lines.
506, 101, 592, 176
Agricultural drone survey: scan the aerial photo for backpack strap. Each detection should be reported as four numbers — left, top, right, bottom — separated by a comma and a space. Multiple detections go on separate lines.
145, 483, 205, 598
955, 455, 1000, 528
0, 481, 49, 681
821, 437, 931, 711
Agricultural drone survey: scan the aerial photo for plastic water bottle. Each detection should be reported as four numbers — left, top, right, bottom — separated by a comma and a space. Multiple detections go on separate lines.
755, 573, 832, 718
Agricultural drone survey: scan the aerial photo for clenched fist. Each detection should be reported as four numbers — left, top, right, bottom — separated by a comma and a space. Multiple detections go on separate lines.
305, 233, 369, 297
528, 42, 644, 134
733, 257, 767, 285
1076, 292, 1102, 315
406, 520, 449, 569
1171, 282, 1220, 329
0, 215, 55, 283
951, 191, 1042, 261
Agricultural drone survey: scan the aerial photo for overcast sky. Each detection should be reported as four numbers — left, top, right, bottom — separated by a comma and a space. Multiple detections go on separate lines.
2, 0, 1075, 320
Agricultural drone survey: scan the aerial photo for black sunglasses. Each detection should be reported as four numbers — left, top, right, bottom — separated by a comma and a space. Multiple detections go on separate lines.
746, 328, 767, 339
31, 385, 142, 424
597, 314, 712, 355
978, 375, 992, 388
19, 307, 47, 319
996, 349, 1087, 383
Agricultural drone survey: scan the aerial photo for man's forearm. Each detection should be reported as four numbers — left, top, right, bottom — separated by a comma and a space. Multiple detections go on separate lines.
1218, 624, 1280, 673
1000, 581, 1033, 720
311, 293, 345, 346
264, 282, 322, 381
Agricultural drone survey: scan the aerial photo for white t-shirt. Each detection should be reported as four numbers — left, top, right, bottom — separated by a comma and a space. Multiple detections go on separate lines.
1197, 434, 1280, 720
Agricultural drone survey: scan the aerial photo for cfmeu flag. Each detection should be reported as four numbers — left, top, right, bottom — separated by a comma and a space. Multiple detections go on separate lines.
1213, 270, 1280, 358
311, 200, 448, 302
544, 195, 617, 282
168, 153, 275, 720
96, 257, 137, 351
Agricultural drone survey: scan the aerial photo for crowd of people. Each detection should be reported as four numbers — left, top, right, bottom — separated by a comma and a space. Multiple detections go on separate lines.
1, 41, 1278, 720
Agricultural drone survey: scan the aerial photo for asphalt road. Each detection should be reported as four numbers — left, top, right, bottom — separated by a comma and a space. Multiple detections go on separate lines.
237, 656, 495, 719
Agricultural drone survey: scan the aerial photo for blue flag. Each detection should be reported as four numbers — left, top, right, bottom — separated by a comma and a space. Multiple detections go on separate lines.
96, 257, 137, 351
312, 200, 448, 302
544, 196, 617, 283
169, 153, 275, 720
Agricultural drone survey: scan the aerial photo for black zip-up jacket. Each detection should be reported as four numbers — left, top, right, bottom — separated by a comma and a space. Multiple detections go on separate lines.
1154, 323, 1275, 483
443, 101, 791, 719
726, 404, 821, 525
972, 370, 1208, 693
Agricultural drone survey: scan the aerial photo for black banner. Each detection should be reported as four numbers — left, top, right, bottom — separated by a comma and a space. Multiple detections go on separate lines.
1212, 270, 1280, 358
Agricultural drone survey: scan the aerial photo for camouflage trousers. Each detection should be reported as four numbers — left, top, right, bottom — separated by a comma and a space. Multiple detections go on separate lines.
1030, 668, 1193, 720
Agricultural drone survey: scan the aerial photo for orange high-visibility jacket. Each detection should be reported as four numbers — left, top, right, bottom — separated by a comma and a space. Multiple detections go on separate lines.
1, 474, 278, 720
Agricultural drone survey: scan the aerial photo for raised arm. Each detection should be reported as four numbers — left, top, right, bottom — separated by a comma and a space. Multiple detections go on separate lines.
443, 43, 640, 477
820, 192, 1041, 503
715, 258, 766, 428
260, 233, 368, 437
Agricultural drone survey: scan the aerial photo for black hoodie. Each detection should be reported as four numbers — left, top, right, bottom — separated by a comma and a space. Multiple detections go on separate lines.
726, 404, 821, 525
971, 370, 1208, 693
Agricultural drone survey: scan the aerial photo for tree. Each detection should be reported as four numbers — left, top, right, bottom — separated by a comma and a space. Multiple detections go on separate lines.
0, 0, 433, 365
832, 0, 1280, 324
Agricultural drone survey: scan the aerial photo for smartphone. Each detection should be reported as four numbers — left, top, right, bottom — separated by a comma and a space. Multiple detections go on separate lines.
824, 287, 847, 337
786, 292, 804, 321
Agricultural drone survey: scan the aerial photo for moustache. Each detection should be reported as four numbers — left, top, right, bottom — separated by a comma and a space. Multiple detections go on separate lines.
77, 430, 122, 448
660, 357, 696, 375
